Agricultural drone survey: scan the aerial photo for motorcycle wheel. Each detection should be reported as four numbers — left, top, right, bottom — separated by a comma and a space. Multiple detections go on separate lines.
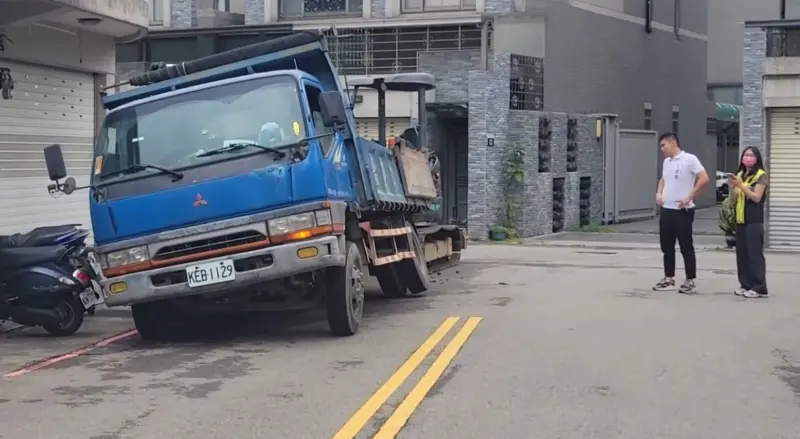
43, 296, 84, 336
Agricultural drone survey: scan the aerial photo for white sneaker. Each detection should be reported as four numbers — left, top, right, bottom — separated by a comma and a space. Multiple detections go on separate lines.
743, 290, 768, 299
734, 288, 746, 296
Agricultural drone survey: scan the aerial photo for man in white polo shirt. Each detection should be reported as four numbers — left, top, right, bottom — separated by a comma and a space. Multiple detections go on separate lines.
653, 133, 710, 294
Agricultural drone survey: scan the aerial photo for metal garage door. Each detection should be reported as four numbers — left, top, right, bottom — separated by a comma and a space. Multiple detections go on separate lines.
0, 60, 94, 235
767, 109, 800, 249
355, 118, 411, 144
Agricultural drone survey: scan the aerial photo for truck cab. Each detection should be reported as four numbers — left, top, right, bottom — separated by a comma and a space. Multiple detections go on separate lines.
41, 31, 464, 341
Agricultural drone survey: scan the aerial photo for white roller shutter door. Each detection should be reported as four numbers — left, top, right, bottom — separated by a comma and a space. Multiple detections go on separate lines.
767, 109, 800, 249
355, 118, 412, 144
0, 60, 94, 235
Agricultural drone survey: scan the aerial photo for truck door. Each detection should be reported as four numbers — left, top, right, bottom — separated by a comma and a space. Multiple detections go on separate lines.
302, 81, 354, 200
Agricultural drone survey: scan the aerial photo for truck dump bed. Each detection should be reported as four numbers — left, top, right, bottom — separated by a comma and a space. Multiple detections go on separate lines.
103, 31, 436, 213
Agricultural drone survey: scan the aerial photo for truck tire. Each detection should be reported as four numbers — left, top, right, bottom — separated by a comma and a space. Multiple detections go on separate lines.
399, 227, 430, 295
132, 301, 194, 342
375, 264, 408, 298
326, 241, 365, 336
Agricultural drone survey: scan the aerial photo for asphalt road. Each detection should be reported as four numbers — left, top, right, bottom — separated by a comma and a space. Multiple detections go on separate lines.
1, 244, 799, 439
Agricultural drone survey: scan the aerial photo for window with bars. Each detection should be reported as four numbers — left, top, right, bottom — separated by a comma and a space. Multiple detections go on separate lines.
280, 0, 362, 18
508, 54, 544, 111
149, 0, 163, 24
402, 0, 477, 13
324, 25, 486, 75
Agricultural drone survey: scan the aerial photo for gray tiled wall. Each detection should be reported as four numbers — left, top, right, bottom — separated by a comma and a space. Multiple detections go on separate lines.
461, 50, 603, 240
245, 0, 265, 24
467, 53, 512, 240
742, 27, 766, 151
418, 51, 482, 103
171, 0, 195, 27
371, 0, 385, 17
511, 113, 603, 237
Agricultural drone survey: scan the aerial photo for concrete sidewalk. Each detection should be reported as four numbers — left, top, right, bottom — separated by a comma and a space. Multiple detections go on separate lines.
604, 206, 722, 236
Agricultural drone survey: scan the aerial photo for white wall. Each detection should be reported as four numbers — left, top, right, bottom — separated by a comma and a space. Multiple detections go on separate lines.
0, 24, 115, 74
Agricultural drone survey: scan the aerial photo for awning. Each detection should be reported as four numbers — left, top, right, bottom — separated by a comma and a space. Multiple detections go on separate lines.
426, 102, 468, 118
716, 102, 741, 122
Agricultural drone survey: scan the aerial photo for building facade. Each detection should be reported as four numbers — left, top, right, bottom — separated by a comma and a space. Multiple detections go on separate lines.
742, 0, 800, 249
0, 0, 148, 236
121, 0, 711, 239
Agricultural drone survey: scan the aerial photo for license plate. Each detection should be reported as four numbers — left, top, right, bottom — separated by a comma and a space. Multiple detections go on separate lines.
79, 290, 100, 309
186, 259, 236, 288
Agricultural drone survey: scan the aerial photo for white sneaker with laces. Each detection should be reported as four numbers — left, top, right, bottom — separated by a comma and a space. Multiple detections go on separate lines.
743, 290, 767, 299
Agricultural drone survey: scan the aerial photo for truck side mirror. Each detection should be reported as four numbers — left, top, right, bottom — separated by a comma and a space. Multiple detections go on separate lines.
43, 144, 67, 181
318, 91, 346, 129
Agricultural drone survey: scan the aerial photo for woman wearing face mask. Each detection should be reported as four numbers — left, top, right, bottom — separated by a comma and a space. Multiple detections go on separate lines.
728, 146, 769, 299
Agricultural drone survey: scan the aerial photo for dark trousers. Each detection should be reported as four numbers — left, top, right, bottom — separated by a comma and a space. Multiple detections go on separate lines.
736, 223, 768, 294
659, 208, 696, 279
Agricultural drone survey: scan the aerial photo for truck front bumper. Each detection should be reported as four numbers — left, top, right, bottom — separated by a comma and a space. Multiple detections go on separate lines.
101, 235, 346, 307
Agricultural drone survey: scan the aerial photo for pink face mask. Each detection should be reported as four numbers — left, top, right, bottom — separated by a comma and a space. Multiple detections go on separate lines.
742, 156, 757, 167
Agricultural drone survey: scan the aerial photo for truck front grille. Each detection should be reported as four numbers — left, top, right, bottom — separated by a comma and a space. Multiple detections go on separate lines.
153, 230, 267, 261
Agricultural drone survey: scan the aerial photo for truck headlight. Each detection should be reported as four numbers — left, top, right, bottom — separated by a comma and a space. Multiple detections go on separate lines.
268, 212, 316, 236
102, 246, 150, 269
267, 209, 333, 241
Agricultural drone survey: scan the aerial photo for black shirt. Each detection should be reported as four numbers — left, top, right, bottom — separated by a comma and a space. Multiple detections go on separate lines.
741, 171, 767, 224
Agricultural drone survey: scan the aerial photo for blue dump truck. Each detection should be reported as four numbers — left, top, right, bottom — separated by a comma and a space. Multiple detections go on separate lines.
41, 31, 465, 341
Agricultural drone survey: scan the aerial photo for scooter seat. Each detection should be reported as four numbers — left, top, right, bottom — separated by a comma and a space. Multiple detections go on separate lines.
0, 224, 80, 248
0, 245, 70, 269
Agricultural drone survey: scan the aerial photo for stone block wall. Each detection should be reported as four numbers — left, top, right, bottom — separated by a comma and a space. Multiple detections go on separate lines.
506, 112, 603, 238
466, 53, 512, 240
742, 27, 766, 152
461, 51, 604, 240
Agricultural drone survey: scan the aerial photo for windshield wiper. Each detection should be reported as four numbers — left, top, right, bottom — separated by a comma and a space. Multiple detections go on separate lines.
98, 163, 184, 182
196, 142, 286, 158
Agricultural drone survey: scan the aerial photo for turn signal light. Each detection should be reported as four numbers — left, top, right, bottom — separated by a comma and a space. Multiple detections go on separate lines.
109, 282, 128, 295
297, 246, 319, 259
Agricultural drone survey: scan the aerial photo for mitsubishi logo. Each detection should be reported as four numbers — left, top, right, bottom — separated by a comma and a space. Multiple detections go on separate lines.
193, 194, 207, 207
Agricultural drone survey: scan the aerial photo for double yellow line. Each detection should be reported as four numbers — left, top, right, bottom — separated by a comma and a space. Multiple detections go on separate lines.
332, 316, 482, 439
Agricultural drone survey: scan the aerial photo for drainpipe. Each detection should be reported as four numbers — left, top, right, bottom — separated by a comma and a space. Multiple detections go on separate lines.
480, 19, 489, 70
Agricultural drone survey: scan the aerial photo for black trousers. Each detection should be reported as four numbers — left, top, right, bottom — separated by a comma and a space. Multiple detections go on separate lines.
659, 208, 696, 279
736, 223, 768, 294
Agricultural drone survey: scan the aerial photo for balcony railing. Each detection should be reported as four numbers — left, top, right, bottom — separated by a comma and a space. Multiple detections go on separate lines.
324, 25, 488, 75
402, 0, 477, 13
766, 28, 800, 57
280, 0, 362, 19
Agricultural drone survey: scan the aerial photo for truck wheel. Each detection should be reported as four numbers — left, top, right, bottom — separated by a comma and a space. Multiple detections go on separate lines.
326, 241, 365, 336
43, 296, 85, 336
399, 229, 430, 295
132, 303, 164, 341
132, 301, 194, 342
375, 264, 408, 298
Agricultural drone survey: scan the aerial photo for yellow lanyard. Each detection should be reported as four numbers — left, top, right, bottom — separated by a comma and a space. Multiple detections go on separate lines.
735, 169, 766, 224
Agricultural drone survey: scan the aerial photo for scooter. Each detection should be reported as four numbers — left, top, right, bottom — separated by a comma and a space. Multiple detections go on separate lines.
0, 225, 101, 336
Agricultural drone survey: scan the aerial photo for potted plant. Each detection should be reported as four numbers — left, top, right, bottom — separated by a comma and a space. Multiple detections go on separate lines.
718, 193, 736, 248
490, 225, 510, 241
490, 144, 526, 242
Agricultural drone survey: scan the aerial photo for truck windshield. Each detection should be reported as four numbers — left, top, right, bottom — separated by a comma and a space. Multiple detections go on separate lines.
94, 75, 306, 181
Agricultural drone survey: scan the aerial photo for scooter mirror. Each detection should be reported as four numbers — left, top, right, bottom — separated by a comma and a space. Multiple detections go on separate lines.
62, 176, 77, 195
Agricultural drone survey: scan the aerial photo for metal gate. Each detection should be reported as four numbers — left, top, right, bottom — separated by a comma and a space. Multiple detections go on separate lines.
601, 116, 659, 223
767, 109, 800, 249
